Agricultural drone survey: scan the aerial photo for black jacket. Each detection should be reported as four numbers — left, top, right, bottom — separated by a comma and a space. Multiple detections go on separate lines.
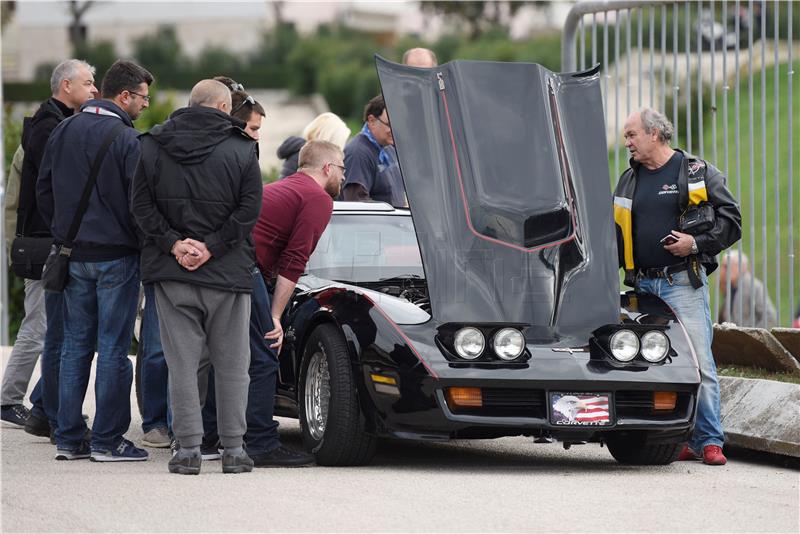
132, 106, 262, 292
277, 136, 304, 180
37, 99, 141, 261
613, 149, 742, 287
18, 97, 72, 237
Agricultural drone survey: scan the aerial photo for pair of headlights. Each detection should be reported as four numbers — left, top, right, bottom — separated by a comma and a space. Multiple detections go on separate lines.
453, 327, 525, 361
609, 329, 670, 363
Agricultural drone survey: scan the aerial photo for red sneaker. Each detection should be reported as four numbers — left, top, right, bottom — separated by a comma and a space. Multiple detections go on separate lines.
677, 445, 701, 461
702, 445, 727, 465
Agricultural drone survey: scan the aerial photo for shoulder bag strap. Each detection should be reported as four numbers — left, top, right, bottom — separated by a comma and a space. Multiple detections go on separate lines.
61, 121, 127, 254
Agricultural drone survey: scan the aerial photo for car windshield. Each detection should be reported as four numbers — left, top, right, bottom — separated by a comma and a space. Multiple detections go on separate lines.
306, 213, 425, 283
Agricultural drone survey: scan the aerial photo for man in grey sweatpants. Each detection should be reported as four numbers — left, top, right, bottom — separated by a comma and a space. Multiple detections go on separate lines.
131, 79, 262, 474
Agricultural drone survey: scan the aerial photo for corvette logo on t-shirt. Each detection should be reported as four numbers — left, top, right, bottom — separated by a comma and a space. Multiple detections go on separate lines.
658, 184, 678, 195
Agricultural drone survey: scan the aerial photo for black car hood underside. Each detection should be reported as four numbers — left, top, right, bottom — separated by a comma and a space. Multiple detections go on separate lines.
376, 56, 619, 340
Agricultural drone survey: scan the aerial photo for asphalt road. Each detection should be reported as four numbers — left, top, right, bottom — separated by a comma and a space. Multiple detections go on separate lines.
1, 355, 798, 533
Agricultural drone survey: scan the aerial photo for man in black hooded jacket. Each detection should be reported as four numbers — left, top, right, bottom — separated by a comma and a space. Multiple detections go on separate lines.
3, 59, 96, 436
132, 79, 262, 475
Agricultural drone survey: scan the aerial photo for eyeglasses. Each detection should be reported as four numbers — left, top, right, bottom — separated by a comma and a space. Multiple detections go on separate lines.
327, 162, 346, 173
376, 116, 391, 128
129, 91, 150, 103
231, 95, 255, 115
229, 82, 244, 92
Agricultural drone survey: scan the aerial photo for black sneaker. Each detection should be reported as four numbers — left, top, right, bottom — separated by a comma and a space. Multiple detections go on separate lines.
250, 445, 315, 468
1, 404, 30, 427
201, 438, 222, 461
169, 448, 201, 475
24, 411, 51, 437
55, 440, 91, 461
222, 450, 253, 474
90, 438, 149, 462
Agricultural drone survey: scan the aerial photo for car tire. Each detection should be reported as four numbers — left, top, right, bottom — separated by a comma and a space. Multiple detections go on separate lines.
606, 432, 682, 465
299, 323, 377, 466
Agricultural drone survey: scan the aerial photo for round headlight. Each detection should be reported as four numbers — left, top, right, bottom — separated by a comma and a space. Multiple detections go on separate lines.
454, 327, 485, 360
640, 330, 670, 362
609, 329, 639, 362
492, 328, 525, 360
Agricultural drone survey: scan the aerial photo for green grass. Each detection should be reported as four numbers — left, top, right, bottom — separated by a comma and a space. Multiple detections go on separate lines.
701, 60, 799, 327
609, 59, 799, 326
718, 365, 800, 385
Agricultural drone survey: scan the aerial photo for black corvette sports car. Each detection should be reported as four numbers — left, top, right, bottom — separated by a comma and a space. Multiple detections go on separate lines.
272, 58, 701, 466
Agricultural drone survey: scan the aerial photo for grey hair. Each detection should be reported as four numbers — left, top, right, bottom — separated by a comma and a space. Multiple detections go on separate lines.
639, 108, 674, 144
50, 59, 95, 95
723, 249, 749, 268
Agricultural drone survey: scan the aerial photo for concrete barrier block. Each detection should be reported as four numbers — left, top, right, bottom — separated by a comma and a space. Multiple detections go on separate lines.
712, 324, 800, 374
771, 328, 800, 363
720, 376, 800, 457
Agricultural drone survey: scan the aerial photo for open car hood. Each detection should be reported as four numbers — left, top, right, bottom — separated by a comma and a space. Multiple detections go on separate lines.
376, 56, 619, 340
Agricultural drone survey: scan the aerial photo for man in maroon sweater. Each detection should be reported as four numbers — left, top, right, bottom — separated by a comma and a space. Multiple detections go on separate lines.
254, 140, 344, 345
244, 140, 343, 465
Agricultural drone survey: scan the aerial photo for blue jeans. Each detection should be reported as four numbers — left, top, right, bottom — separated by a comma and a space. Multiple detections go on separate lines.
139, 284, 170, 433
635, 269, 724, 451
55, 255, 140, 451
202, 266, 280, 454
31, 292, 66, 428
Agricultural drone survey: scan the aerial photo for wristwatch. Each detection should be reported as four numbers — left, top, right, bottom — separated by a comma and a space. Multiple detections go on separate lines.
690, 238, 699, 255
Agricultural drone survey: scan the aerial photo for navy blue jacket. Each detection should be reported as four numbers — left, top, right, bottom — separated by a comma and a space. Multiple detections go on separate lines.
36, 99, 141, 262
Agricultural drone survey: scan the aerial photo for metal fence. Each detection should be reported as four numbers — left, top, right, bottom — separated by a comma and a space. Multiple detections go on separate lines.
562, 0, 797, 328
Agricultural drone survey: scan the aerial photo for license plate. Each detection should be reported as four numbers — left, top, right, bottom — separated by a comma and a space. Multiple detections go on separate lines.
550, 392, 612, 426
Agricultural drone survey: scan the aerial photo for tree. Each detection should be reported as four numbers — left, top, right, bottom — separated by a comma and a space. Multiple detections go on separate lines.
132, 26, 186, 87
420, 1, 528, 39
67, 1, 94, 50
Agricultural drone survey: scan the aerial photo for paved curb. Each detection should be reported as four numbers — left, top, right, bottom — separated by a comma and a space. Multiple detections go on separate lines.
719, 376, 800, 457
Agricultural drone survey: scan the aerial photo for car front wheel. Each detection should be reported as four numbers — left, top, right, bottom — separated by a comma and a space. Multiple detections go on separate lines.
605, 432, 682, 465
299, 323, 377, 466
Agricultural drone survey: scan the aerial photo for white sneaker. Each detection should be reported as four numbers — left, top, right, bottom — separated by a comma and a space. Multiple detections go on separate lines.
141, 427, 171, 448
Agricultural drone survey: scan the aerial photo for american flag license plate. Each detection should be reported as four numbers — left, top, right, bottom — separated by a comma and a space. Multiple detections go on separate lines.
550, 392, 612, 426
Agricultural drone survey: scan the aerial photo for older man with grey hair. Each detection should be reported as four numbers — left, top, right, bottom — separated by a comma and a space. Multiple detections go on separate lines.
613, 107, 741, 466
717, 250, 777, 328
402, 47, 438, 68
1, 59, 97, 433
132, 79, 262, 475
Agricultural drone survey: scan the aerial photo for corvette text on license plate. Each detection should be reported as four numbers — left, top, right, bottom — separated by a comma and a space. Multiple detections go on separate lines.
550, 392, 612, 426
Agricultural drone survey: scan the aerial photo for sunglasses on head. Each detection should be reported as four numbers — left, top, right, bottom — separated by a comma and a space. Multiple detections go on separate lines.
231, 95, 255, 115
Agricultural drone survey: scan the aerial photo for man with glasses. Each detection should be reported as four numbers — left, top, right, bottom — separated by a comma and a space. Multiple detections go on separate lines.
341, 95, 404, 206
37, 60, 153, 462
2, 59, 97, 435
248, 140, 344, 467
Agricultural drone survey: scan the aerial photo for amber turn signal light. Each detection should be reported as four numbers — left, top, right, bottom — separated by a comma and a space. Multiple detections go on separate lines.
653, 391, 677, 411
446, 387, 482, 408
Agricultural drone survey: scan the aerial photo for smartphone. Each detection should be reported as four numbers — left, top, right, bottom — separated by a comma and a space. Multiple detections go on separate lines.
660, 234, 678, 245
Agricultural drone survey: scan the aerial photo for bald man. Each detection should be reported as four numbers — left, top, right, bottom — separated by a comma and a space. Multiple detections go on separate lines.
402, 47, 438, 68
132, 79, 262, 475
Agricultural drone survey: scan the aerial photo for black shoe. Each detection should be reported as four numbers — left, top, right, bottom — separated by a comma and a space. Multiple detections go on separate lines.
200, 438, 222, 461
251, 445, 315, 468
54, 440, 91, 461
24, 412, 51, 437
222, 449, 253, 474
168, 448, 201, 475
1, 404, 30, 427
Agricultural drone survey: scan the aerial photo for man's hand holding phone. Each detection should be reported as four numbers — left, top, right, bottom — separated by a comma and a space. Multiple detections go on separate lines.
662, 230, 695, 257
660, 233, 678, 245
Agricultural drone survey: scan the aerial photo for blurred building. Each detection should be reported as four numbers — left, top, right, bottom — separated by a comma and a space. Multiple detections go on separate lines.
2, 1, 570, 82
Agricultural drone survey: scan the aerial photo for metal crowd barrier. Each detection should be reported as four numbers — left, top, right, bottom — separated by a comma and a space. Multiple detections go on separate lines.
562, 0, 796, 330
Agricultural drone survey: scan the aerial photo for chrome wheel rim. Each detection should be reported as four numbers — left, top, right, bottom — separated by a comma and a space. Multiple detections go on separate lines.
304, 348, 330, 441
